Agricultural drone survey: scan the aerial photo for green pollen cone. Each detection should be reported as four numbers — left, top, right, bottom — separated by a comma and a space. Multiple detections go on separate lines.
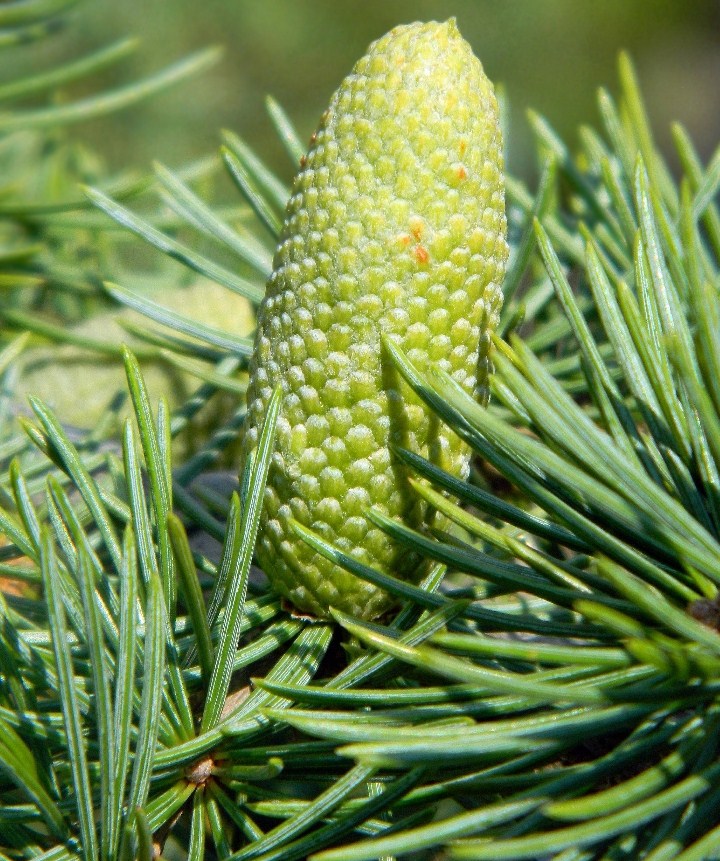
243, 19, 508, 619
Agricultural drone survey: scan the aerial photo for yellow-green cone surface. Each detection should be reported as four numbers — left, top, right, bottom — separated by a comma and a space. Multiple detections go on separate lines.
244, 19, 508, 619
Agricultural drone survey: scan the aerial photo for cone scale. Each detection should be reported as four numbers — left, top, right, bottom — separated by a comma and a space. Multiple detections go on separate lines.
243, 19, 508, 619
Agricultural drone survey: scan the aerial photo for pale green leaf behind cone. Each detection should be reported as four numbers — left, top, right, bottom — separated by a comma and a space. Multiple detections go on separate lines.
15, 279, 254, 439
243, 19, 508, 619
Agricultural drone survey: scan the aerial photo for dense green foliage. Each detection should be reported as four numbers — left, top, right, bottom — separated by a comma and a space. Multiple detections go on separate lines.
1, 3, 720, 860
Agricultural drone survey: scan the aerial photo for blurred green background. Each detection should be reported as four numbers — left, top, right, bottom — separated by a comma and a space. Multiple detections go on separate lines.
8, 0, 720, 182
